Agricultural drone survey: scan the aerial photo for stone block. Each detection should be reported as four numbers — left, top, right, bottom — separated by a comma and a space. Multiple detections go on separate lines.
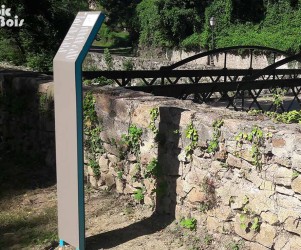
144, 178, 156, 194
255, 223, 276, 248
89, 175, 98, 188
234, 214, 256, 241
292, 153, 301, 172
124, 184, 136, 194
107, 154, 119, 164
259, 181, 275, 191
274, 233, 290, 250
131, 105, 153, 128
244, 170, 263, 188
249, 242, 269, 250
185, 165, 207, 185
278, 207, 300, 223
187, 187, 206, 204
276, 185, 294, 196
140, 139, 157, 164
274, 156, 291, 168
98, 154, 109, 172
129, 163, 139, 177
289, 235, 301, 250
292, 176, 301, 194
207, 206, 232, 221
247, 190, 275, 214
207, 216, 222, 233
175, 178, 185, 198
275, 167, 292, 186
102, 172, 115, 190
210, 160, 223, 174
284, 216, 301, 235
261, 212, 278, 225
226, 154, 242, 168
144, 195, 154, 207
272, 135, 294, 158
116, 178, 124, 193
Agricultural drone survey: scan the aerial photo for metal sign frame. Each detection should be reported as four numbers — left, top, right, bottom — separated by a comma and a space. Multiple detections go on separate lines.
53, 11, 105, 250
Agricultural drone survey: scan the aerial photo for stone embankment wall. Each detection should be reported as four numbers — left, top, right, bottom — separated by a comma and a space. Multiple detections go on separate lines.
90, 86, 301, 250
89, 48, 300, 72
0, 71, 55, 168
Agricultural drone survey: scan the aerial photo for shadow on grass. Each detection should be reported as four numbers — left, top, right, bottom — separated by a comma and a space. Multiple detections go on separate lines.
0, 206, 58, 249
0, 153, 56, 199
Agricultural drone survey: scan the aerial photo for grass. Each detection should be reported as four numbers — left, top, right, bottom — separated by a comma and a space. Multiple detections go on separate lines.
0, 154, 58, 249
0, 191, 58, 249
93, 30, 130, 48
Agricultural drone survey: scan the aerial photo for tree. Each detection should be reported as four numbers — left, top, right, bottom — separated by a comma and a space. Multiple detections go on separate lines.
0, 0, 89, 70
155, 0, 206, 46
98, 0, 141, 43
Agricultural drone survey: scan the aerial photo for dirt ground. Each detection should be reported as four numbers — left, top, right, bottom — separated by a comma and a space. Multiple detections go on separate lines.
0, 153, 243, 250
0, 183, 243, 250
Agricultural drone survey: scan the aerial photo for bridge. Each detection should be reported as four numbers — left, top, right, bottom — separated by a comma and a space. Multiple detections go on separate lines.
83, 46, 301, 112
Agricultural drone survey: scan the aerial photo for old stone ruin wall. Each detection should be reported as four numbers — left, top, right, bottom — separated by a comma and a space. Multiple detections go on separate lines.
88, 87, 301, 250
0, 71, 55, 168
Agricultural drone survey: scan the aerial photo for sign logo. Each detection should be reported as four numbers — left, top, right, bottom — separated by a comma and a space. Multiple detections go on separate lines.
0, 5, 24, 27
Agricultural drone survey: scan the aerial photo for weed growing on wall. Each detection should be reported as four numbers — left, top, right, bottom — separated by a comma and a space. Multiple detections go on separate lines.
199, 177, 216, 212
149, 107, 159, 135
122, 58, 134, 71
207, 119, 224, 153
122, 124, 143, 158
248, 108, 301, 124
180, 217, 197, 230
235, 126, 270, 171
83, 92, 103, 176
145, 158, 162, 178
134, 188, 144, 203
104, 48, 113, 70
185, 122, 198, 158
271, 87, 287, 111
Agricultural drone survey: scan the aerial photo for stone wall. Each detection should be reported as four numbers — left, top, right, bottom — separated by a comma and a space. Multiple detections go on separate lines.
2, 69, 301, 249
90, 86, 301, 250
88, 48, 300, 72
0, 70, 55, 168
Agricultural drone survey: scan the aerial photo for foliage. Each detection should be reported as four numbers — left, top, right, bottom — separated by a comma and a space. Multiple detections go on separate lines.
136, 0, 168, 47
239, 214, 261, 232
122, 58, 134, 71
204, 234, 213, 245
235, 126, 265, 171
91, 76, 114, 86
0, 0, 88, 70
292, 170, 300, 179
145, 158, 162, 178
185, 122, 199, 157
122, 124, 143, 157
266, 110, 301, 124
180, 217, 197, 230
104, 48, 113, 70
133, 188, 144, 202
98, 0, 141, 43
181, 33, 203, 51
149, 107, 159, 135
271, 88, 287, 111
152, 181, 167, 198
155, 0, 204, 46
199, 177, 216, 212
83, 92, 103, 176
207, 119, 224, 153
